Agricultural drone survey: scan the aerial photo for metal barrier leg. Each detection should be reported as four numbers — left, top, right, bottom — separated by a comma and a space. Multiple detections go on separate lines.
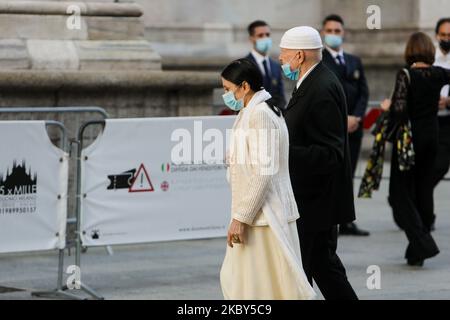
70, 122, 106, 300
30, 121, 103, 300
29, 123, 86, 300
33, 130, 105, 300
31, 249, 85, 300
80, 283, 104, 300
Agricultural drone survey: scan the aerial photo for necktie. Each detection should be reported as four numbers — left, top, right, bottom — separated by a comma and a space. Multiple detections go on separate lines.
262, 59, 272, 92
335, 54, 346, 77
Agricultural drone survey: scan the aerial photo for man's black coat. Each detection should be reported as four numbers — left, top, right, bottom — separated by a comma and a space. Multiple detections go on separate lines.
284, 61, 356, 232
322, 49, 369, 119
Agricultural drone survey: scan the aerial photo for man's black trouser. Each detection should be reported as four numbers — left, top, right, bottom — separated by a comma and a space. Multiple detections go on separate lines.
297, 222, 358, 300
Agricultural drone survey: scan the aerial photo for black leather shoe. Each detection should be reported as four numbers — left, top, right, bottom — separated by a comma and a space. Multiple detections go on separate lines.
407, 258, 424, 267
339, 223, 370, 236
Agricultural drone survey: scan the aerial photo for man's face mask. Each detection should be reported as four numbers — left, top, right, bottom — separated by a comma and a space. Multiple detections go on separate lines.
439, 39, 450, 53
281, 52, 301, 81
256, 37, 273, 54
324, 34, 343, 49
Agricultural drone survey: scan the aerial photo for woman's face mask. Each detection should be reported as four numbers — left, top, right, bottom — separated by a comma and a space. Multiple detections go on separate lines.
222, 84, 246, 111
281, 51, 301, 81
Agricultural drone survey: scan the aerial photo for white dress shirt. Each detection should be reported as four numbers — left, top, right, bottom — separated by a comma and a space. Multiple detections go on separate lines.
296, 62, 320, 89
325, 46, 345, 65
251, 49, 271, 76
434, 47, 450, 116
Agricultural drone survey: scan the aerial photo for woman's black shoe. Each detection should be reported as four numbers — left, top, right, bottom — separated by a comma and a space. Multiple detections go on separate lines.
407, 259, 424, 267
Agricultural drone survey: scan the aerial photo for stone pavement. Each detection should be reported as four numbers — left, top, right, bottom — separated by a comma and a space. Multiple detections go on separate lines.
1, 178, 449, 300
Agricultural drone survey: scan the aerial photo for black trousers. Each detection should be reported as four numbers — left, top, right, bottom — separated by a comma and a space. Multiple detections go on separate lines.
389, 132, 439, 261
433, 117, 450, 188
297, 222, 358, 300
339, 126, 363, 229
349, 127, 364, 178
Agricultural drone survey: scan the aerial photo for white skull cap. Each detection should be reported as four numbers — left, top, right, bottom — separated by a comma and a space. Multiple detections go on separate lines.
279, 26, 323, 49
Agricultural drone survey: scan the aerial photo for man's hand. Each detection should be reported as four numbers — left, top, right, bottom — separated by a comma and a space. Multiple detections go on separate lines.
439, 96, 450, 111
227, 219, 246, 248
348, 116, 361, 133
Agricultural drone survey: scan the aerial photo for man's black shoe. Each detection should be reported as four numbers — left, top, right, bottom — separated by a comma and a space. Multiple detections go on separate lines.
339, 222, 370, 236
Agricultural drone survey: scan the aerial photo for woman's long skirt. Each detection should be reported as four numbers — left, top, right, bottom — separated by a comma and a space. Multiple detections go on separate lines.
220, 221, 314, 300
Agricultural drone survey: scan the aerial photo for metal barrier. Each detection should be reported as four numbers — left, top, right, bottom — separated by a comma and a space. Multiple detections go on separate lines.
0, 107, 108, 300
0, 103, 448, 300
0, 106, 109, 119
0, 120, 72, 298
50, 102, 450, 299
74, 120, 106, 299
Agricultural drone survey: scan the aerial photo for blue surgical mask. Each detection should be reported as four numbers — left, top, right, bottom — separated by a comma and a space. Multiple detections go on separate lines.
324, 34, 343, 49
281, 54, 300, 81
256, 37, 272, 54
222, 86, 245, 111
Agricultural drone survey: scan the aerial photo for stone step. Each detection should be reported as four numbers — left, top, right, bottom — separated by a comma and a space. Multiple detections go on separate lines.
0, 15, 144, 41
0, 1, 142, 17
0, 39, 161, 70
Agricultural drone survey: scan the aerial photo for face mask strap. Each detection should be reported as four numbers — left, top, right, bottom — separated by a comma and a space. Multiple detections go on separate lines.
234, 82, 248, 101
287, 50, 302, 69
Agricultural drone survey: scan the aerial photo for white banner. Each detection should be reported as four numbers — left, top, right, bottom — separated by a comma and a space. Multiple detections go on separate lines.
0, 121, 68, 253
80, 116, 235, 246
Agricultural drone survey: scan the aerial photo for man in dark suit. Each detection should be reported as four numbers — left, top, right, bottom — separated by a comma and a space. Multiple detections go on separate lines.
432, 18, 450, 230
321, 14, 370, 236
279, 26, 358, 300
245, 20, 286, 109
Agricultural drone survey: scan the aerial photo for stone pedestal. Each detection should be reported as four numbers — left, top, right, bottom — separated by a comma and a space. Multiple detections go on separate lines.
0, 0, 161, 70
0, 1, 219, 119
0, 1, 222, 221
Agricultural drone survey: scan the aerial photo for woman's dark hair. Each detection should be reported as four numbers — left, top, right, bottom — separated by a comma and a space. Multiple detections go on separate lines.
404, 32, 435, 66
221, 58, 263, 92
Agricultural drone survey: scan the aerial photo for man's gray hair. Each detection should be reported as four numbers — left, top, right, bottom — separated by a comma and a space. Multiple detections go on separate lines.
305, 48, 322, 62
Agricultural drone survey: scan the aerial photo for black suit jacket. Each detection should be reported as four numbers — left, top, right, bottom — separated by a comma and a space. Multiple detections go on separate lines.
246, 53, 286, 109
322, 49, 369, 119
284, 62, 356, 231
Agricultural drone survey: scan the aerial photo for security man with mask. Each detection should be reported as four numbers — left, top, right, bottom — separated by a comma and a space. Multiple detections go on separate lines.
321, 14, 370, 236
432, 17, 450, 229
245, 20, 286, 109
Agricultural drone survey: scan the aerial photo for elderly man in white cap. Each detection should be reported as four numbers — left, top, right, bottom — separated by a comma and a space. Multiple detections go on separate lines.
279, 26, 358, 300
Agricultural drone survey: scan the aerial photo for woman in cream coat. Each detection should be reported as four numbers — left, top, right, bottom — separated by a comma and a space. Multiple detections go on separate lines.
220, 59, 315, 300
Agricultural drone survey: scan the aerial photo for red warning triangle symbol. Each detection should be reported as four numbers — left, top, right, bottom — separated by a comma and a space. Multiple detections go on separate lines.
129, 164, 154, 193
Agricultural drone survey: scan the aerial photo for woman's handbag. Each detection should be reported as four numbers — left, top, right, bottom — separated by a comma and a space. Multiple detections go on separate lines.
394, 68, 415, 172
358, 68, 415, 198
